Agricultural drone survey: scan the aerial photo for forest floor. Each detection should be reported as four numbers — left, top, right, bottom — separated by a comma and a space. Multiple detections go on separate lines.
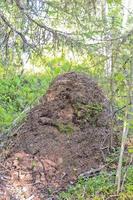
0, 72, 132, 200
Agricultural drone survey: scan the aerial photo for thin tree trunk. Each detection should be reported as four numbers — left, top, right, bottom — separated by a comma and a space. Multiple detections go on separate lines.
115, 107, 129, 194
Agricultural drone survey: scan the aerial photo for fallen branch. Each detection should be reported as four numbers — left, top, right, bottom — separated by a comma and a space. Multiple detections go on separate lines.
79, 165, 105, 179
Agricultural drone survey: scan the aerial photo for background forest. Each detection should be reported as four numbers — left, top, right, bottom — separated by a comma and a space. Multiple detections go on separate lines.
0, 0, 133, 199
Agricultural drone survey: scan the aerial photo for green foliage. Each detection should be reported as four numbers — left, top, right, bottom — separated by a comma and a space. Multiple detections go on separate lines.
124, 167, 133, 192
0, 73, 51, 132
58, 172, 115, 200
74, 102, 103, 126
58, 167, 133, 200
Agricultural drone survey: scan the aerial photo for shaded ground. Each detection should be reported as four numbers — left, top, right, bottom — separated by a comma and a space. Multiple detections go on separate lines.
0, 72, 114, 200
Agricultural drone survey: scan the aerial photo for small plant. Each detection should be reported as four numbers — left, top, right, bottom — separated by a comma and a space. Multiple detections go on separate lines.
74, 102, 103, 126
31, 160, 37, 169
56, 122, 74, 135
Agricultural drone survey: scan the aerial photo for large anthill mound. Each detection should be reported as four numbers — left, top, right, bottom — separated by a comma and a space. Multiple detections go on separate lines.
0, 72, 113, 200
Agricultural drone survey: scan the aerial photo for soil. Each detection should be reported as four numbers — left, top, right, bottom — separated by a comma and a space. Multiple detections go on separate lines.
0, 72, 114, 200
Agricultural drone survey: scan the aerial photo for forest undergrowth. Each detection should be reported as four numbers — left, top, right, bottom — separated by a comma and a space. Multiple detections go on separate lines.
0, 59, 133, 199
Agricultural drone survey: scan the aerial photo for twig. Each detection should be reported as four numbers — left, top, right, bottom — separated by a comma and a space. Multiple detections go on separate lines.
0, 10, 35, 49
79, 165, 105, 179
105, 194, 119, 200
36, 156, 49, 184
112, 103, 131, 118
0, 163, 10, 172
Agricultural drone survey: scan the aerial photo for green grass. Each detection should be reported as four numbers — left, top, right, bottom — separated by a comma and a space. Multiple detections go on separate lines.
58, 167, 133, 200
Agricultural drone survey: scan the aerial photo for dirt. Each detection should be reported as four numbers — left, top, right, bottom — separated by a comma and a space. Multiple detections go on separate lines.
0, 72, 115, 200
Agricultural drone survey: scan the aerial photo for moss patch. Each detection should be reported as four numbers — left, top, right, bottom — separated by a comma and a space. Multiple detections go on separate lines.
56, 122, 74, 135
74, 102, 103, 126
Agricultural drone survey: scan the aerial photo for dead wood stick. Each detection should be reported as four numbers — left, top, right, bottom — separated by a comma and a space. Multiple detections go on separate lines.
79, 165, 105, 179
